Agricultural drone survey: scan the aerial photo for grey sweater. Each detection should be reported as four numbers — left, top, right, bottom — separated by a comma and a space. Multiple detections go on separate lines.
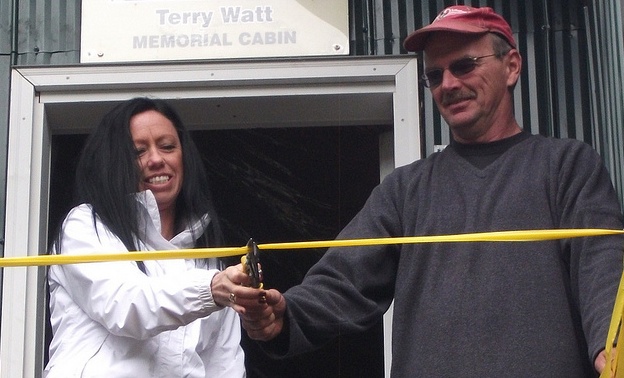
271, 133, 624, 377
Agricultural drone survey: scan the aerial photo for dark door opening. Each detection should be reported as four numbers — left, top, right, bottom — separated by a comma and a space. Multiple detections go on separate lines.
48, 125, 389, 377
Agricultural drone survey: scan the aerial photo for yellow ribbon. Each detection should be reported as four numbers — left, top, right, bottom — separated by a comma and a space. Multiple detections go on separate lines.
1, 228, 623, 268
1, 227, 624, 375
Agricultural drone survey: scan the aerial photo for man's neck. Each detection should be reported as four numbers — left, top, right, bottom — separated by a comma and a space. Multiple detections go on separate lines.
452, 119, 522, 144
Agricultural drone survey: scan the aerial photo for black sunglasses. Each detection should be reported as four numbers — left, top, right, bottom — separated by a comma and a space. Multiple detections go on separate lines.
421, 53, 499, 88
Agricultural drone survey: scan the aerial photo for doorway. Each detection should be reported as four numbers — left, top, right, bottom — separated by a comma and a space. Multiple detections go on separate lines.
48, 125, 389, 377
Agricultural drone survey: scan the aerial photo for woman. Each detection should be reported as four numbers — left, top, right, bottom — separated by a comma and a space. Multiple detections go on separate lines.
44, 97, 246, 377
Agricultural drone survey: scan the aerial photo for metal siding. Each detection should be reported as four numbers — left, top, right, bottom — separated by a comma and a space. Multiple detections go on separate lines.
369, 0, 587, 151
350, 0, 374, 55
0, 0, 13, 258
517, 0, 542, 136
585, 0, 624, 206
365, 0, 624, 209
14, 0, 80, 65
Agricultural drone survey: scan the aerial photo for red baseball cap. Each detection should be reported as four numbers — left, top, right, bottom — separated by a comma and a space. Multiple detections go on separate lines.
403, 6, 516, 52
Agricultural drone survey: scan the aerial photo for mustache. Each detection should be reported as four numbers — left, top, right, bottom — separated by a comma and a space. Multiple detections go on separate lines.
441, 90, 476, 106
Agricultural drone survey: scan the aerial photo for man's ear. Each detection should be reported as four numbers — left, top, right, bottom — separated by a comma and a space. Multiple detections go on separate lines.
506, 49, 522, 88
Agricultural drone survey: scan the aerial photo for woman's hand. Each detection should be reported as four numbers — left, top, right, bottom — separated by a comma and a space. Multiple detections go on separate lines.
211, 263, 286, 341
210, 263, 267, 313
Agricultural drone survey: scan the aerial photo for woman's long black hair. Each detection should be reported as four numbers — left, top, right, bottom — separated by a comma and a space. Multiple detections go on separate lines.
54, 97, 223, 253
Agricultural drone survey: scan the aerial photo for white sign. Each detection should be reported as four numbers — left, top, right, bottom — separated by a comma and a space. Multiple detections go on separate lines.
80, 0, 349, 63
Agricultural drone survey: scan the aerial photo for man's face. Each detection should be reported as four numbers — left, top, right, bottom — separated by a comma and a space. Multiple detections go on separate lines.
423, 32, 519, 143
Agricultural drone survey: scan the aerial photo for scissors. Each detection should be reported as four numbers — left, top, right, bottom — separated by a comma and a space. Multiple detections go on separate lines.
241, 238, 263, 289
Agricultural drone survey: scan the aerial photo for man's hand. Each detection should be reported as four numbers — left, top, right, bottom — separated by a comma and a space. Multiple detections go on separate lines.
240, 289, 286, 341
595, 348, 614, 376
211, 262, 287, 341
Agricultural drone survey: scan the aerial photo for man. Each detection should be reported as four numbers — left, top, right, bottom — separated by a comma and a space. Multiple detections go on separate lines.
226, 6, 623, 377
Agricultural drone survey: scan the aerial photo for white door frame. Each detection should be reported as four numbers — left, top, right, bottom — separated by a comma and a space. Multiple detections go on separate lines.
2, 56, 420, 378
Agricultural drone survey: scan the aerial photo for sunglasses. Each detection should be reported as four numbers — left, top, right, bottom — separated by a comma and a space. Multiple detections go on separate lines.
421, 53, 499, 88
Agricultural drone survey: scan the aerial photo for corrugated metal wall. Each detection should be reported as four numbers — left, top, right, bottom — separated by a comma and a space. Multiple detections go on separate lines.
0, 0, 14, 253
350, 0, 624, 206
10, 0, 81, 64
352, 0, 616, 148
585, 0, 624, 206
1, 0, 623, 206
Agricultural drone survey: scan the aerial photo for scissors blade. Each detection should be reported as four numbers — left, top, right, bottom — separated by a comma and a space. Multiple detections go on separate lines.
242, 238, 263, 289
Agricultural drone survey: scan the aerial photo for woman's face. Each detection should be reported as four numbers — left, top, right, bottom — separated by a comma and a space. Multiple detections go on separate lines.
130, 110, 184, 213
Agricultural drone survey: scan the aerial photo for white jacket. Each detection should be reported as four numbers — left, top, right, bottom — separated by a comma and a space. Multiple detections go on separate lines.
44, 191, 245, 377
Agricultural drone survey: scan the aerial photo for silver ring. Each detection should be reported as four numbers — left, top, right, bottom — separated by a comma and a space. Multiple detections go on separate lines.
229, 292, 236, 304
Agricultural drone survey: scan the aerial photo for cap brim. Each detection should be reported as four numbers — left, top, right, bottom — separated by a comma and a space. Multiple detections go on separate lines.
403, 22, 489, 52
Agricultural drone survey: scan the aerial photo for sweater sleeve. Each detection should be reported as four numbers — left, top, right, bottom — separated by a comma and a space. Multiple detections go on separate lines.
555, 141, 624, 361
48, 205, 223, 340
276, 170, 404, 355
